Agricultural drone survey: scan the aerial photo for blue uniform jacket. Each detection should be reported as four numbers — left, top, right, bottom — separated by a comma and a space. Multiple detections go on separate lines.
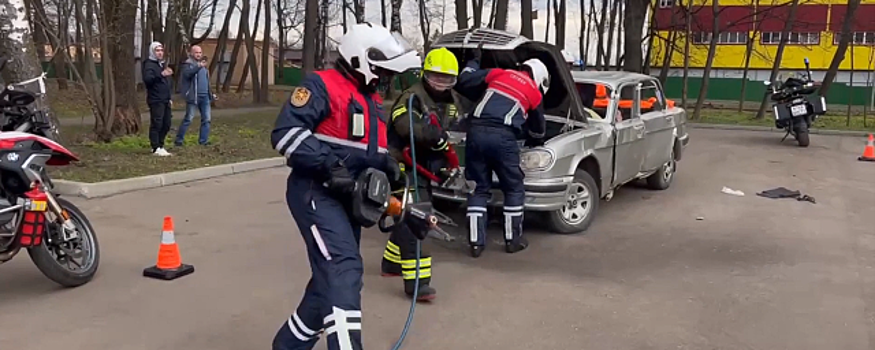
453, 59, 547, 140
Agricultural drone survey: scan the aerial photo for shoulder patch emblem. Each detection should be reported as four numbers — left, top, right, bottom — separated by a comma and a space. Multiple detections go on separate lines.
290, 87, 311, 107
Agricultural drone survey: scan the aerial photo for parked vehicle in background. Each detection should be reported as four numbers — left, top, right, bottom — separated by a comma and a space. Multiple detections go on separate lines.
765, 58, 827, 148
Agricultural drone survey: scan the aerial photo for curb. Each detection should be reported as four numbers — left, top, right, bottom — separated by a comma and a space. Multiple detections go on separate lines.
689, 122, 873, 137
53, 157, 286, 199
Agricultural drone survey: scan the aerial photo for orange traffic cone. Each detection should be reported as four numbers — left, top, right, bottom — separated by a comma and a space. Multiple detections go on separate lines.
859, 134, 875, 162
143, 216, 195, 280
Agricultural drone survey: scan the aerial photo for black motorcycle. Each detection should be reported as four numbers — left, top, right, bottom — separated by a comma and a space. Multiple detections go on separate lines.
764, 58, 827, 147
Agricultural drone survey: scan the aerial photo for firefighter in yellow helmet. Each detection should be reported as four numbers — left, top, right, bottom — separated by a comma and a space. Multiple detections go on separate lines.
381, 47, 462, 301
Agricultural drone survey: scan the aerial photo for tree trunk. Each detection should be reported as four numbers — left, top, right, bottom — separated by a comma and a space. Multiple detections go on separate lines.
0, 0, 50, 109
342, 0, 348, 33
418, 0, 431, 50
211, 0, 236, 85
390, 0, 403, 33
520, 0, 533, 38
302, 0, 318, 72
622, 0, 647, 72
657, 6, 679, 84
238, 0, 262, 99
354, 0, 365, 22
493, 0, 509, 30
222, 21, 246, 91
102, 0, 140, 137
544, 0, 551, 41
472, 0, 484, 28
821, 0, 862, 96
738, 13, 760, 113
595, 0, 608, 68
553, 0, 566, 50
580, 0, 588, 63
692, 0, 720, 120
604, 0, 619, 68
681, 0, 691, 108
755, 0, 800, 119
615, 0, 625, 70
457, 0, 469, 30
382, 0, 388, 26
261, 0, 271, 103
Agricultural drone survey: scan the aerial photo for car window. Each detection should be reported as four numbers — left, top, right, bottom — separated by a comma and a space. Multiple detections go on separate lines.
577, 82, 612, 119
617, 85, 637, 121
639, 80, 665, 113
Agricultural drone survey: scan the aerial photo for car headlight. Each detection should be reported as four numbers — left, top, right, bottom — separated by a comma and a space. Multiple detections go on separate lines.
520, 149, 555, 172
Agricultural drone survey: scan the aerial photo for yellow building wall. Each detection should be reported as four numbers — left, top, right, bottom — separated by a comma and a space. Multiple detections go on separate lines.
651, 32, 875, 71
651, 0, 875, 71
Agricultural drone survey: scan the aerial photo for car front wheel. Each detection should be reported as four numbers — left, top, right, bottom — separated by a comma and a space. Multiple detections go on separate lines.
545, 169, 599, 234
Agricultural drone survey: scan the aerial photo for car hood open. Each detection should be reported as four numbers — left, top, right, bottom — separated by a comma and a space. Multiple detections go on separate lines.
431, 28, 589, 123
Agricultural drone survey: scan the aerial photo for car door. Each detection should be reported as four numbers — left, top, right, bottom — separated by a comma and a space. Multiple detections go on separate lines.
637, 79, 677, 171
612, 83, 647, 185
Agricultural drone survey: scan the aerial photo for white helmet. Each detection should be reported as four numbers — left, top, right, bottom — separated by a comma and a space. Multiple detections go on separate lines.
561, 50, 575, 64
522, 58, 550, 95
337, 22, 422, 86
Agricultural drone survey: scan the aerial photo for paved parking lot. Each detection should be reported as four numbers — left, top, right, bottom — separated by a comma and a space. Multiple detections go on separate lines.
1, 128, 874, 350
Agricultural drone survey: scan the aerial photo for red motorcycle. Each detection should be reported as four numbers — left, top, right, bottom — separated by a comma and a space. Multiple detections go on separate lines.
0, 58, 100, 287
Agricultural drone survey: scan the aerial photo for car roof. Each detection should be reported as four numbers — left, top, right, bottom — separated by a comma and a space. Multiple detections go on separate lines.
571, 71, 656, 89
431, 28, 530, 50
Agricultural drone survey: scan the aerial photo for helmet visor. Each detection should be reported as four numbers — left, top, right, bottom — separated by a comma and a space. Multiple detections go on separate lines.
368, 33, 421, 74
424, 71, 457, 91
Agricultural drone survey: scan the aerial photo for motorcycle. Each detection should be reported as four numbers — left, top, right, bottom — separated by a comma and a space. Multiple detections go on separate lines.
764, 57, 827, 147
0, 57, 100, 287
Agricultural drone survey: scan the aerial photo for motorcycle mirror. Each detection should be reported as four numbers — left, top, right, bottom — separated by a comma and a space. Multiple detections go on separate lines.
764, 81, 772, 86
804, 57, 810, 65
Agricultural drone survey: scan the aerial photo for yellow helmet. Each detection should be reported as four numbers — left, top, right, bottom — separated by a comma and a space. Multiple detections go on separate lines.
423, 48, 459, 76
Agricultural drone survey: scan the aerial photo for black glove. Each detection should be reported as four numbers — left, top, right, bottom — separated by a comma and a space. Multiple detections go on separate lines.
524, 137, 545, 148
431, 131, 450, 151
325, 160, 357, 196
465, 42, 484, 63
384, 156, 403, 187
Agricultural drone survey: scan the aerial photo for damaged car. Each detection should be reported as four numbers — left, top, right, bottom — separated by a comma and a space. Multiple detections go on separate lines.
425, 28, 690, 234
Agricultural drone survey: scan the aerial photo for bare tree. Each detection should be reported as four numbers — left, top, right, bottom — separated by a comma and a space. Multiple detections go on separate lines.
100, 0, 140, 137
755, 0, 800, 119
457, 0, 469, 30
493, 0, 508, 29
622, 0, 648, 72
691, 0, 719, 120
391, 0, 403, 32
260, 0, 271, 103
210, 0, 237, 86
737, 0, 762, 112
821, 0, 862, 96
681, 0, 691, 107
301, 0, 317, 72
552, 0, 566, 50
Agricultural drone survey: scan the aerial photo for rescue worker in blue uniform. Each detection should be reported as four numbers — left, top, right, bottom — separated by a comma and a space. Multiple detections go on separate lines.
453, 47, 551, 258
381, 47, 462, 301
269, 22, 421, 350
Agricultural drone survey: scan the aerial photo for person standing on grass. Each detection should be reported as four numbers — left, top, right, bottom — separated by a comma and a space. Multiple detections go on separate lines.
175, 45, 215, 146
142, 41, 174, 156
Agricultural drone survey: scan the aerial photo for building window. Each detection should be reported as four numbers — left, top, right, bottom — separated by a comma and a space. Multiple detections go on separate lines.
832, 32, 875, 45
761, 32, 820, 45
691, 32, 749, 45
658, 0, 673, 8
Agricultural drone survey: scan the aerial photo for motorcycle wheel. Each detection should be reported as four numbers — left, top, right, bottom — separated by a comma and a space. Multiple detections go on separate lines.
794, 125, 810, 148
28, 197, 100, 287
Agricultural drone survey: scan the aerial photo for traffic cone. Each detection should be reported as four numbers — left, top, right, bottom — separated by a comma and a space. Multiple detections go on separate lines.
859, 134, 875, 162
143, 216, 195, 280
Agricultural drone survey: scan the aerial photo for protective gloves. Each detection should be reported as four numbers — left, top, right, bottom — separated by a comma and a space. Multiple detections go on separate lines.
431, 131, 450, 151
383, 156, 404, 189
325, 159, 357, 197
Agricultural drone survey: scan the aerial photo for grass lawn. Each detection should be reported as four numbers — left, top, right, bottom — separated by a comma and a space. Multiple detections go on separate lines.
46, 80, 291, 119
50, 111, 279, 183
693, 109, 875, 132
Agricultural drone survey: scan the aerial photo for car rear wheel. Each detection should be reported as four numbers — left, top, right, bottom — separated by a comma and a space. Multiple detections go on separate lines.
545, 169, 599, 234
646, 148, 676, 190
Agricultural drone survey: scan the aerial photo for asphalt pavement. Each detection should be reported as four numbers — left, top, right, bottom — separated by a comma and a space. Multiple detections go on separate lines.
1, 128, 873, 350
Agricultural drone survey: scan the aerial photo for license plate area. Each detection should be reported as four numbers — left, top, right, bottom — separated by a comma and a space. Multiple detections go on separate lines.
790, 104, 808, 117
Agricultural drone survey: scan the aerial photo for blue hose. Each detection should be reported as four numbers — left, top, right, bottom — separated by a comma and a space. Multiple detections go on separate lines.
389, 94, 423, 350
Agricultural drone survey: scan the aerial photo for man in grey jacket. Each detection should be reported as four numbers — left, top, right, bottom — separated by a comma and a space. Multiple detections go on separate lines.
175, 45, 215, 146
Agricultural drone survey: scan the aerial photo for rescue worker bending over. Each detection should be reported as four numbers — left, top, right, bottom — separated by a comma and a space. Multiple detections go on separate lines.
381, 47, 462, 301
269, 22, 421, 350
453, 47, 549, 258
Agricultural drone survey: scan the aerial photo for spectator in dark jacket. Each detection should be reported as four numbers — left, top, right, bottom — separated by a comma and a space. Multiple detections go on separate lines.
142, 41, 174, 156
174, 45, 215, 146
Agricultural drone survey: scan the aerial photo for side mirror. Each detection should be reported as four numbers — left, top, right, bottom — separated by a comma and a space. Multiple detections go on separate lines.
803, 57, 813, 81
